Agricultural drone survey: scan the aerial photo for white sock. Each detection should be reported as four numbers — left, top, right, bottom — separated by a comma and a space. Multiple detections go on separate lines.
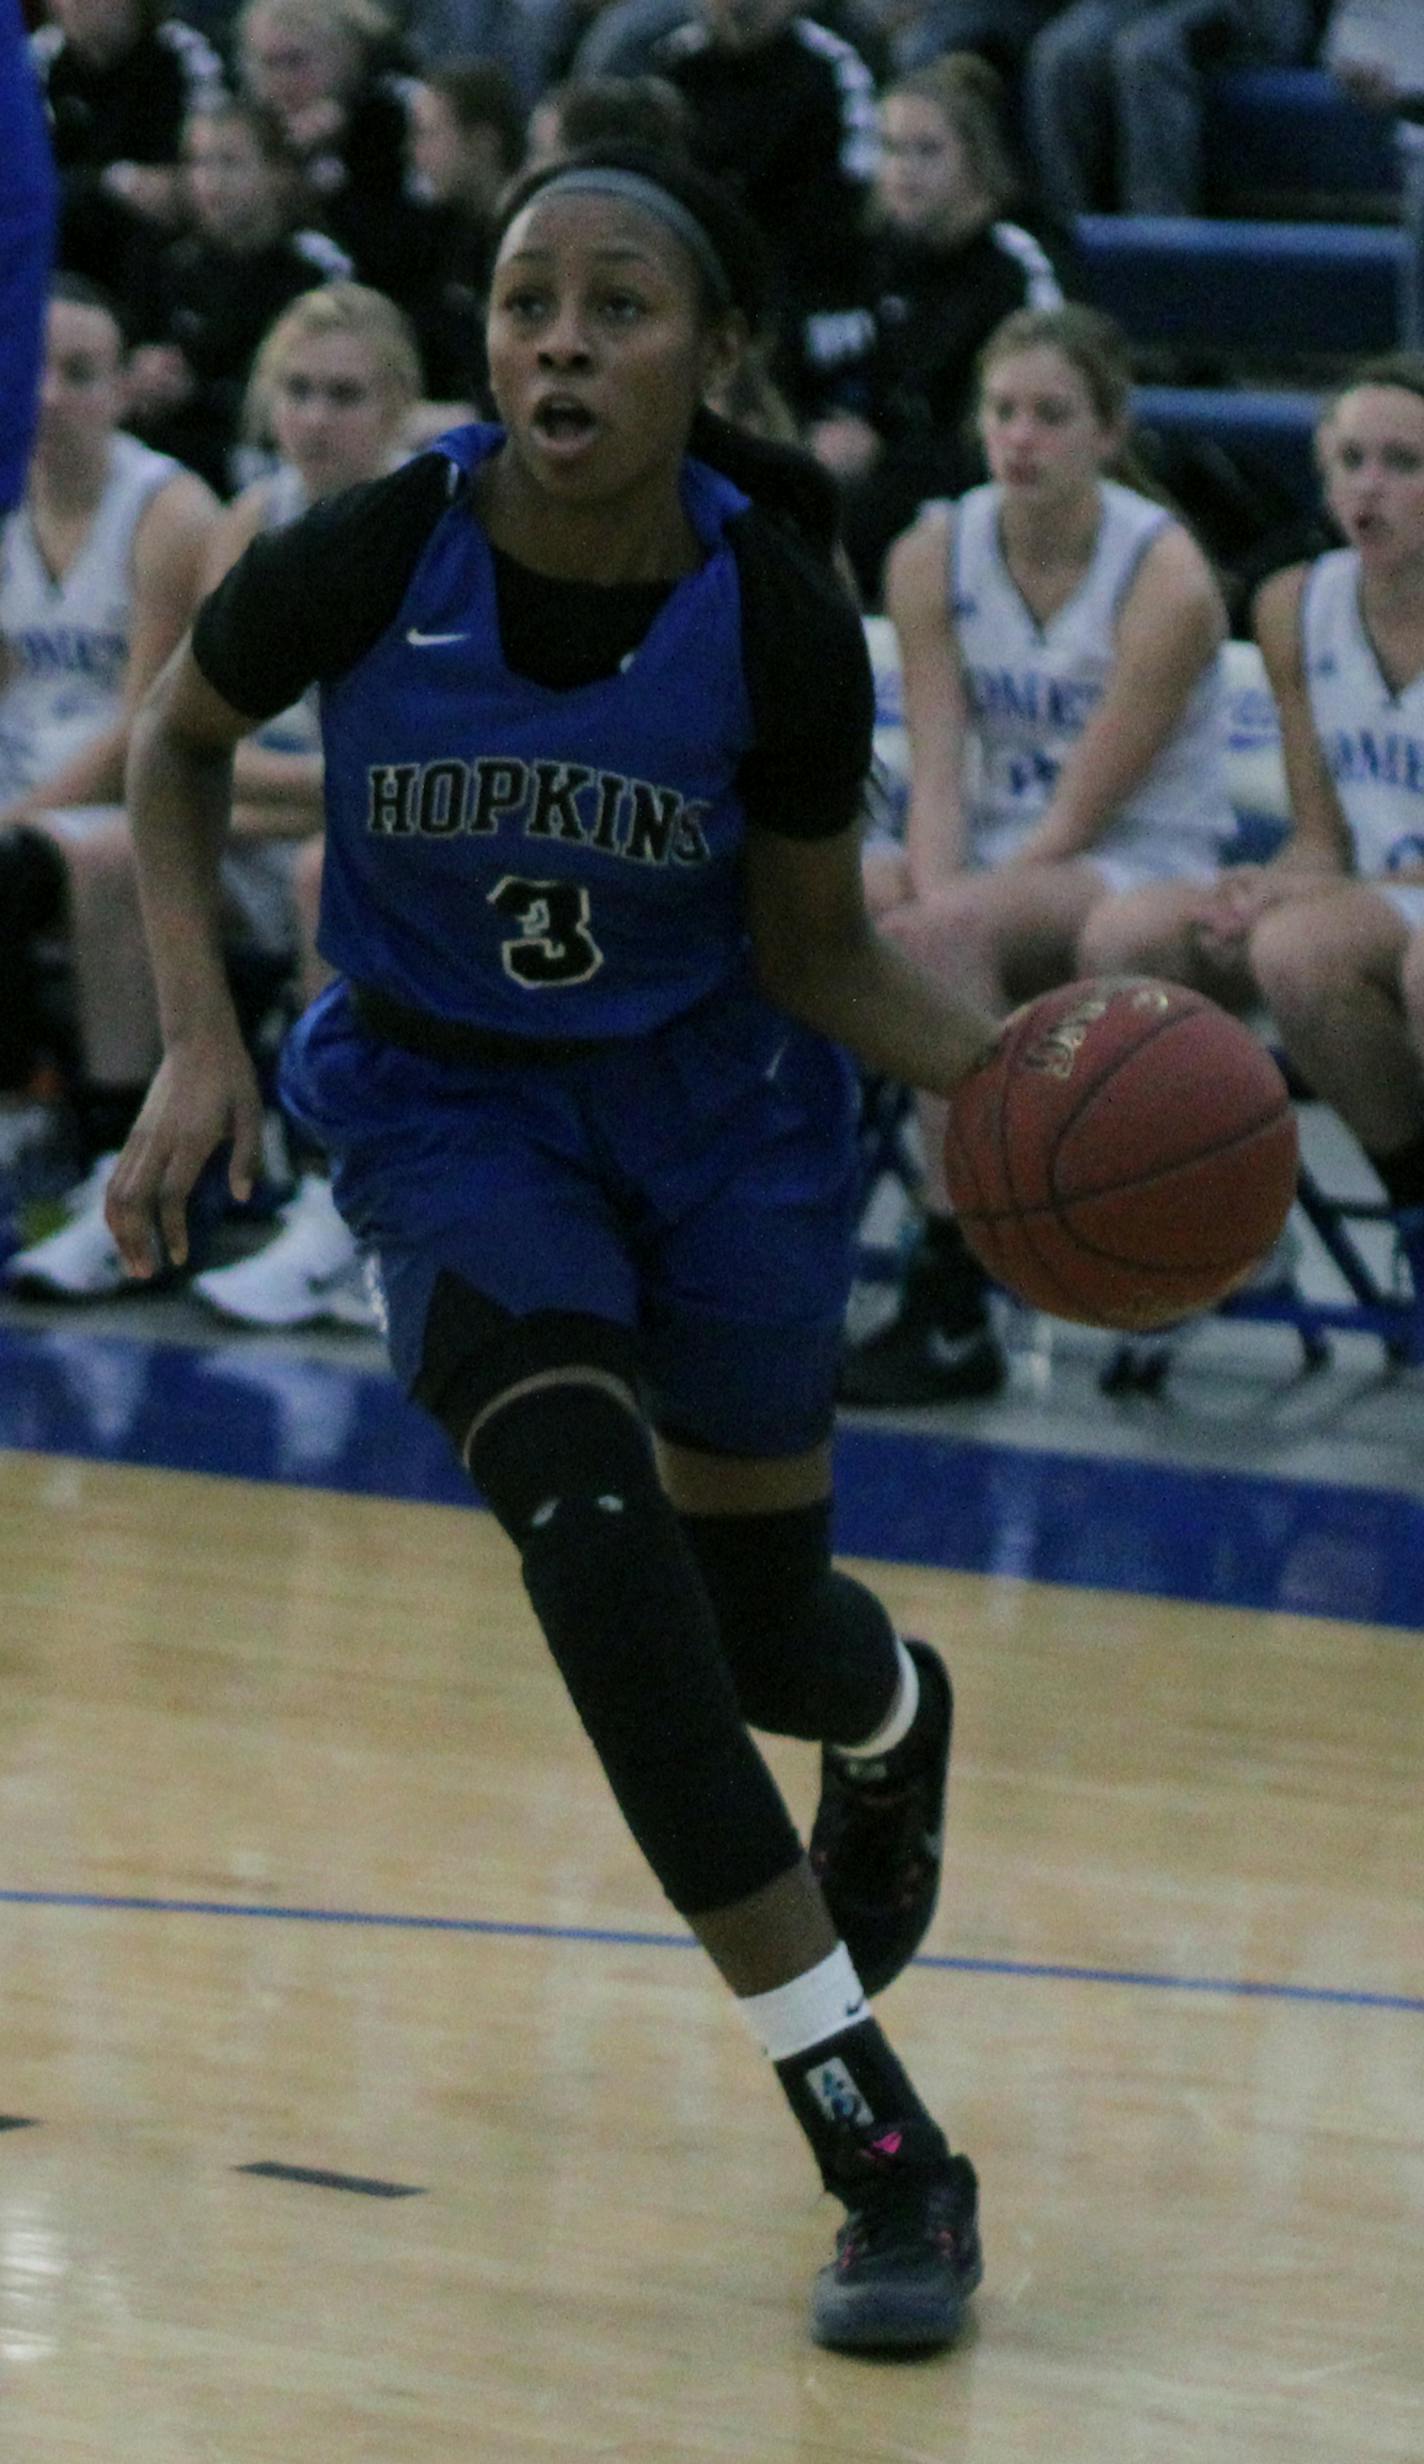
737, 1942, 868, 2061
834, 1635, 919, 1764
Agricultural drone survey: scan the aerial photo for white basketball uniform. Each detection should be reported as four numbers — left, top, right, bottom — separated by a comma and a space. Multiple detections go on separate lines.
949, 477, 1233, 890
860, 611, 910, 855
1301, 547, 1424, 934
0, 430, 180, 804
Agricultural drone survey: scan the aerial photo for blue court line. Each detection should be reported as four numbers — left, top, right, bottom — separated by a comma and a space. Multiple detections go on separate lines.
3, 1324, 1423, 1626
1, 1888, 1418, 2015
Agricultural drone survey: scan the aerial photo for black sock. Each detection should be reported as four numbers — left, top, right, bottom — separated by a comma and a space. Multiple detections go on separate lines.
776, 2015, 951, 2198
72, 1082, 147, 1167
905, 1214, 989, 1336
1366, 1137, 1424, 1210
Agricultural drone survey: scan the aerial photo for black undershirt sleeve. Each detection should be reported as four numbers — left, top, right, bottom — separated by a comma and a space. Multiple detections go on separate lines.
730, 508, 875, 842
191, 449, 874, 843
191, 453, 459, 722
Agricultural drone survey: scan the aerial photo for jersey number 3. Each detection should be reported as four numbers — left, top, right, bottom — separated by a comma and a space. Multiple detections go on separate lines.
490, 875, 604, 987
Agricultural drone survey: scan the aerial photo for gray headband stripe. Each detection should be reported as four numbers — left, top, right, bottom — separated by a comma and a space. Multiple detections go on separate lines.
529, 167, 733, 309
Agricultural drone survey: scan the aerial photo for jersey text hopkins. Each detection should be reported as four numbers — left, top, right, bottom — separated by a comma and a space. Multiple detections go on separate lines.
364, 753, 715, 865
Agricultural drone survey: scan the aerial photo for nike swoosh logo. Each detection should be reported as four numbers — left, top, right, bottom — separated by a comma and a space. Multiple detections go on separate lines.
406, 628, 469, 646
843, 1999, 867, 2022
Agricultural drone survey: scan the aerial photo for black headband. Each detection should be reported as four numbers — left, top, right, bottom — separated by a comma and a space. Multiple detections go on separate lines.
517, 166, 734, 310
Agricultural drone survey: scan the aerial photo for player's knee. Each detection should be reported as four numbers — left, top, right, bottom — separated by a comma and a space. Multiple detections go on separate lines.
1079, 889, 1191, 984
465, 1370, 661, 1551
1402, 931, 1424, 1021
1249, 907, 1346, 1013
413, 1271, 642, 1480
1077, 893, 1146, 978
469, 1380, 800, 1916
466, 1371, 708, 1683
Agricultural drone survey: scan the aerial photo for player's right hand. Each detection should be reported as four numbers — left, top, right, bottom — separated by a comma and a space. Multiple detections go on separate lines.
104, 1035, 266, 1279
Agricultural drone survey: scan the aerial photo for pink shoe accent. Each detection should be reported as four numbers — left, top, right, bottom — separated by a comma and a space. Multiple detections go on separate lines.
870, 2129, 904, 2158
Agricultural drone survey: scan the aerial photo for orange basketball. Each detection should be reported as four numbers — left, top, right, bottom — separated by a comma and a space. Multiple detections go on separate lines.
942, 978, 1299, 1331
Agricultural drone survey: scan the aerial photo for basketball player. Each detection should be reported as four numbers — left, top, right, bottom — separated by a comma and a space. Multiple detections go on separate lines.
1083, 357, 1424, 1305
0, 277, 216, 1266
104, 147, 1001, 2352
841, 303, 1234, 1405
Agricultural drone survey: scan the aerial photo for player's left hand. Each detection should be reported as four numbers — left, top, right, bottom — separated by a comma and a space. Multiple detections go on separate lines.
104, 1034, 266, 1278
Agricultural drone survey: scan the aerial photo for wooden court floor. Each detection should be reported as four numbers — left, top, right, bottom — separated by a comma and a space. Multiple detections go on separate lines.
0, 1446, 1420, 2462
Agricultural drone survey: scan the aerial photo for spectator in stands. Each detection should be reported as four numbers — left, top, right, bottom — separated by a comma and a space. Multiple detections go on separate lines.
558, 0, 696, 80
1024, 0, 1318, 217
405, 0, 561, 108
183, 283, 422, 1331
839, 303, 1234, 1404
655, 0, 879, 412
881, 0, 1059, 79
32, 0, 223, 285
124, 96, 351, 494
1080, 358, 1424, 1301
806, 53, 1067, 604
0, 278, 217, 1280
557, 0, 888, 82
236, 0, 427, 297
525, 69, 693, 164
403, 60, 524, 402
1323, 0, 1424, 111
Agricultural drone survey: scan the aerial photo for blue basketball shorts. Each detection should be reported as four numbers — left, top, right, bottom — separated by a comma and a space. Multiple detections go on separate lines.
280, 978, 863, 1457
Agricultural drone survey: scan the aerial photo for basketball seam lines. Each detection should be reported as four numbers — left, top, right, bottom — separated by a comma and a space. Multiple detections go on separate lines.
1047, 1000, 1205, 1158
992, 1006, 1086, 1313
962, 1103, 1293, 1231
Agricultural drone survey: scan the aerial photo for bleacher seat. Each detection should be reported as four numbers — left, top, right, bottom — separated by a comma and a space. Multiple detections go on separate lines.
1075, 214, 1404, 358
1203, 68, 1399, 217
1132, 384, 1323, 524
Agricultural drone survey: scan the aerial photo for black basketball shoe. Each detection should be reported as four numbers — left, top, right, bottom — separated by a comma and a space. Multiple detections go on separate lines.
810, 1641, 952, 1997
812, 2149, 982, 2353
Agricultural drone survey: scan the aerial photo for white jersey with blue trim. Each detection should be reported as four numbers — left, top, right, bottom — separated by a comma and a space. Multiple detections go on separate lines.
950, 476, 1232, 876
0, 429, 182, 803
1301, 547, 1424, 880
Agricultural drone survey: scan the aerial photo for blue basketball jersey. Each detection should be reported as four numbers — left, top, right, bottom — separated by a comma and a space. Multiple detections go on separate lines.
317, 423, 758, 1038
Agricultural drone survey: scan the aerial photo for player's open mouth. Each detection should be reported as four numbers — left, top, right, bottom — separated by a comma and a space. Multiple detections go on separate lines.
532, 397, 599, 450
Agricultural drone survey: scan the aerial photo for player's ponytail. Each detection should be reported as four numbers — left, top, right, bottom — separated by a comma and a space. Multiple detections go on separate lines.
688, 404, 842, 559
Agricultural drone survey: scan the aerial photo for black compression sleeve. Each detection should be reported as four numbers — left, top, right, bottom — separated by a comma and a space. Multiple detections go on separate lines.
190, 453, 459, 721
730, 506, 874, 842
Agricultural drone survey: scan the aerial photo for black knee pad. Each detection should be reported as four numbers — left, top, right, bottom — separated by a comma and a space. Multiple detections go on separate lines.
412, 1270, 642, 1473
681, 1500, 899, 1744
465, 1378, 803, 1919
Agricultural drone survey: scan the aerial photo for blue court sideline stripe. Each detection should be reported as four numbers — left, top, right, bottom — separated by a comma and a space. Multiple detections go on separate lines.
1, 1888, 1418, 2015
3, 1326, 1423, 1627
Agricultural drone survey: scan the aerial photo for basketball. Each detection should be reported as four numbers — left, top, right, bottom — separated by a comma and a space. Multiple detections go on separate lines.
942, 978, 1299, 1332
